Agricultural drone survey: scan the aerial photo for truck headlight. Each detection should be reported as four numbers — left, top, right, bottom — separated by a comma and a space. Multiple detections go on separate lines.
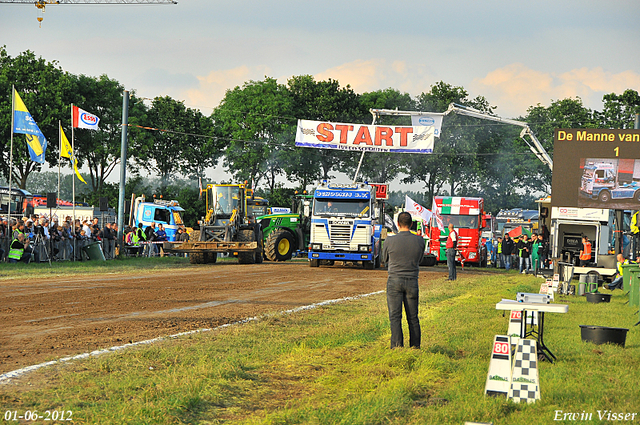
358, 244, 371, 252
311, 243, 322, 251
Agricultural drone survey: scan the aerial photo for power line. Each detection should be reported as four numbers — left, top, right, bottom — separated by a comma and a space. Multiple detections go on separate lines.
126, 124, 542, 157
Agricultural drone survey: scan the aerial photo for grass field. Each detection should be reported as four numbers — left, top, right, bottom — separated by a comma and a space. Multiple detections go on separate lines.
1, 269, 638, 424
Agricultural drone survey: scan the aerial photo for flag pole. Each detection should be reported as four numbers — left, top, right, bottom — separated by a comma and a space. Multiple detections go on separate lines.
7, 86, 15, 255
58, 120, 61, 203
71, 104, 76, 261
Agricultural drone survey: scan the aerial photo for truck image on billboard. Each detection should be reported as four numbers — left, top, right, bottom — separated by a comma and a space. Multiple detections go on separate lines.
579, 158, 640, 205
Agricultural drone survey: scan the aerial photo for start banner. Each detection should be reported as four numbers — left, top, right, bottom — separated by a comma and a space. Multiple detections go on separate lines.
295, 119, 434, 154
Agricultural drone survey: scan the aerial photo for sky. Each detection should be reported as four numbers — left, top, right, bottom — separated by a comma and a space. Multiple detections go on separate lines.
2, 0, 640, 189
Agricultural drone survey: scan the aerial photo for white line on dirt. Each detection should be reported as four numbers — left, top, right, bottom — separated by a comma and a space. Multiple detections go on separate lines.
0, 290, 384, 385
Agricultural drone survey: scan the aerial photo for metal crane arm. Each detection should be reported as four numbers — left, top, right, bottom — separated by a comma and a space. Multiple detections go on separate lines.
370, 103, 553, 172
2, 0, 176, 3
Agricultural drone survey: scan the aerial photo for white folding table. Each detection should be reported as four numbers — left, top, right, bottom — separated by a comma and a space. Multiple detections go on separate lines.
496, 300, 569, 363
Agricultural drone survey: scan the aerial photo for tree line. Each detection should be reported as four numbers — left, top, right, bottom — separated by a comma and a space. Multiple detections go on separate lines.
2, 46, 640, 216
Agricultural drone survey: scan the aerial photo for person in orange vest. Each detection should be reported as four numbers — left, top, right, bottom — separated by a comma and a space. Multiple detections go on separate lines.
579, 235, 592, 266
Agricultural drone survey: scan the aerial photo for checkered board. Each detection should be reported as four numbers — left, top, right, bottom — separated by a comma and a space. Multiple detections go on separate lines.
508, 339, 541, 403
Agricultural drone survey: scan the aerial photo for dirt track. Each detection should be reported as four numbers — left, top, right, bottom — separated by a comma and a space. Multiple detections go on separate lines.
0, 262, 462, 375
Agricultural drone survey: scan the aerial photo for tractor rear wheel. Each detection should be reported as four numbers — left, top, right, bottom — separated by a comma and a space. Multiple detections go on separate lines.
237, 230, 256, 264
265, 229, 296, 261
255, 230, 264, 264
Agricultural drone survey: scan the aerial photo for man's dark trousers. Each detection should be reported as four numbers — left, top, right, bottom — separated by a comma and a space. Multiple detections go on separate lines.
447, 248, 457, 280
386, 276, 420, 348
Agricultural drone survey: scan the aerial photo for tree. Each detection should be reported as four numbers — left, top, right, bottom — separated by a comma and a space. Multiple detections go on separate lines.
285, 75, 367, 185
0, 47, 69, 188
600, 89, 640, 129
402, 81, 499, 203
67, 73, 146, 194
346, 88, 416, 183
135, 96, 218, 189
212, 77, 293, 192
523, 97, 596, 195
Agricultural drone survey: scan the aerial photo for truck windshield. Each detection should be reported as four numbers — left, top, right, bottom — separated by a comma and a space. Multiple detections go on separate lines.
173, 211, 184, 225
441, 214, 479, 229
211, 186, 240, 215
314, 198, 371, 217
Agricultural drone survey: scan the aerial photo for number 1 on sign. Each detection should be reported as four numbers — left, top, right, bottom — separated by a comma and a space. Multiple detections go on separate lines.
614, 146, 619, 157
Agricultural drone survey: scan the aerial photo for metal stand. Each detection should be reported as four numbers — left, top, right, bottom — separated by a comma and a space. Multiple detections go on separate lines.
33, 232, 52, 266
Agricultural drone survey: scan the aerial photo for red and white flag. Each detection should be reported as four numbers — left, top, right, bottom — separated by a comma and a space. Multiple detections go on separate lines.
405, 196, 432, 225
72, 106, 100, 130
432, 198, 444, 230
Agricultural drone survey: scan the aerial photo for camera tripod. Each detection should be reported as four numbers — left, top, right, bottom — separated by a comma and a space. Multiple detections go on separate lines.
32, 232, 52, 266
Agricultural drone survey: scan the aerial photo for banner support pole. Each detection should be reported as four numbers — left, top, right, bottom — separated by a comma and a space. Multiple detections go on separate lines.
352, 113, 378, 183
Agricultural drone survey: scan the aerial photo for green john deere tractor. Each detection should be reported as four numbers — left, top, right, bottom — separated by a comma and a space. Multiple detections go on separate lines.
258, 193, 313, 261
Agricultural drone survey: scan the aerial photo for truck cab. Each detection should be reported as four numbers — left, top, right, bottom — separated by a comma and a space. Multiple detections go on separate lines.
132, 196, 185, 242
308, 181, 382, 269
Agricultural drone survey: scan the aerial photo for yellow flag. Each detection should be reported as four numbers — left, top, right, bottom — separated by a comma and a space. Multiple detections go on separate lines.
59, 124, 87, 184
72, 157, 88, 185
25, 133, 44, 157
60, 124, 73, 159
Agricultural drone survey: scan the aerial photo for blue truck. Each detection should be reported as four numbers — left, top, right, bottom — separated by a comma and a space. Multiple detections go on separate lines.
131, 195, 186, 242
308, 181, 382, 269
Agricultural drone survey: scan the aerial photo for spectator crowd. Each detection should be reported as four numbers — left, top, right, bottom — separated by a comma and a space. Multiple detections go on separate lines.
0, 214, 189, 264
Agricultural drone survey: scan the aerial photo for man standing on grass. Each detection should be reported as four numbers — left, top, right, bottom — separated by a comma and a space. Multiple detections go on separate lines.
382, 211, 425, 349
446, 223, 458, 281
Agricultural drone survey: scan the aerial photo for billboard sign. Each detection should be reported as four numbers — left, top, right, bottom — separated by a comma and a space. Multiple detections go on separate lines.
551, 129, 640, 209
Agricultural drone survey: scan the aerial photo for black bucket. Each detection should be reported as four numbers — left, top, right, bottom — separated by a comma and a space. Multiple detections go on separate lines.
580, 325, 628, 347
586, 293, 611, 303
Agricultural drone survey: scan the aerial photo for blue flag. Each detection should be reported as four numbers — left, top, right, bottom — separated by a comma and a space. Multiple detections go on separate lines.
13, 88, 48, 163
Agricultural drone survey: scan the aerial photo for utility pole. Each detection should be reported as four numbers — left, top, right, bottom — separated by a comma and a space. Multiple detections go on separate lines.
117, 91, 129, 256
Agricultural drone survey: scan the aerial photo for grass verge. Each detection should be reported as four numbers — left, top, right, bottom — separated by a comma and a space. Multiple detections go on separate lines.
1, 272, 638, 424
0, 256, 192, 280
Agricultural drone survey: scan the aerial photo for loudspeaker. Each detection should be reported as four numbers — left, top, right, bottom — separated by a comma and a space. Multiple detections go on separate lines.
46, 192, 57, 209
99, 197, 109, 212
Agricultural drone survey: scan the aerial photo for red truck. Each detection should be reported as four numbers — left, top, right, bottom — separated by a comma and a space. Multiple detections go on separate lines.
426, 196, 488, 267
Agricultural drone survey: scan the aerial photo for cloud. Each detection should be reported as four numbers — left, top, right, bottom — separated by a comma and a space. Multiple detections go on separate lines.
472, 63, 640, 117
134, 68, 200, 91
182, 65, 273, 114
314, 59, 434, 95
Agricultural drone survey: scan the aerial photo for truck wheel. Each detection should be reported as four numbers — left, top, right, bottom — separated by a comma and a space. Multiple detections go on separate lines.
374, 254, 381, 268
420, 255, 436, 267
363, 260, 374, 270
309, 259, 319, 267
190, 253, 204, 264
237, 230, 256, 264
265, 229, 296, 261
598, 190, 611, 203
204, 252, 217, 264
635, 190, 640, 202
